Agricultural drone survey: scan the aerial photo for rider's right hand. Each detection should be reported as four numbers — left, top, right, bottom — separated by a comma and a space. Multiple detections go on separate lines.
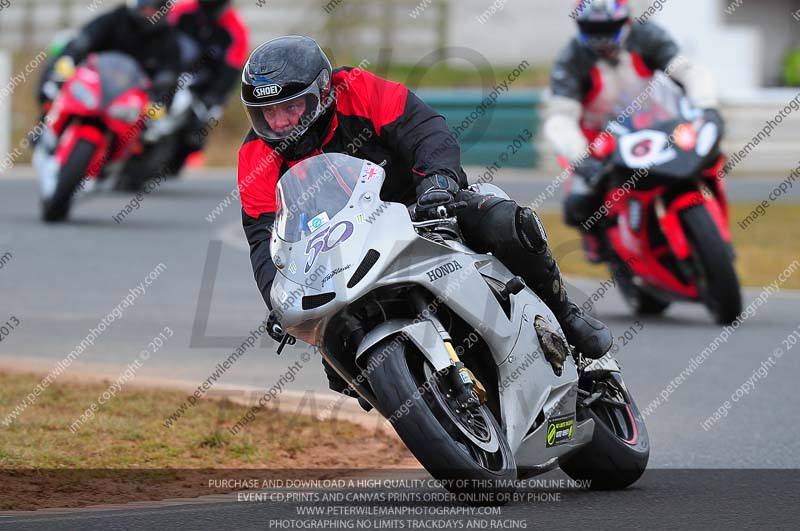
413, 174, 464, 221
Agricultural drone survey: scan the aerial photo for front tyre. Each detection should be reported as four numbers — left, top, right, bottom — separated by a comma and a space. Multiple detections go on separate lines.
41, 138, 96, 222
365, 337, 516, 502
559, 372, 649, 490
680, 204, 742, 325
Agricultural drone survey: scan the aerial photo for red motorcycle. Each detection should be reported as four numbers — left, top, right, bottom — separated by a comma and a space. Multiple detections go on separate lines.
34, 52, 150, 222
586, 77, 741, 324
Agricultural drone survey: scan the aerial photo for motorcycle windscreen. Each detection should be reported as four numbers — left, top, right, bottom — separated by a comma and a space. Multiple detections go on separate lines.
607, 74, 715, 179
92, 52, 149, 107
607, 73, 694, 130
274, 153, 368, 243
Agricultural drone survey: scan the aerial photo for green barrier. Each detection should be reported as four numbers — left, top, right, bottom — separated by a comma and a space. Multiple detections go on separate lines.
416, 89, 543, 168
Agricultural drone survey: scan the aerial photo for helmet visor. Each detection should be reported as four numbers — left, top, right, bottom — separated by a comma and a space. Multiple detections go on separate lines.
577, 18, 628, 36
578, 19, 628, 55
244, 71, 328, 142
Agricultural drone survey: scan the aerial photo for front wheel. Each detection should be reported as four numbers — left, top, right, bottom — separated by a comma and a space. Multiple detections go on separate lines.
559, 372, 649, 490
41, 138, 97, 222
364, 337, 516, 501
680, 204, 742, 325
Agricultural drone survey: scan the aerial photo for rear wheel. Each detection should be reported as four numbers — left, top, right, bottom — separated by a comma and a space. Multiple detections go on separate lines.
680, 204, 742, 325
559, 372, 649, 490
365, 337, 516, 503
609, 255, 671, 316
41, 138, 96, 222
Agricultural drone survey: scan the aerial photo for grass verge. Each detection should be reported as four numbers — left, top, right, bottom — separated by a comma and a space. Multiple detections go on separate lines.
539, 203, 800, 290
0, 371, 409, 511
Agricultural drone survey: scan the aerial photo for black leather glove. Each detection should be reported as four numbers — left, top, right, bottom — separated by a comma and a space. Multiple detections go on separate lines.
703, 108, 725, 139
267, 309, 286, 342
413, 174, 463, 220
573, 157, 607, 189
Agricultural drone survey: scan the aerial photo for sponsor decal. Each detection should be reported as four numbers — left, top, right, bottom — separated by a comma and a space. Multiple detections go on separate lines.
254, 84, 282, 98
288, 261, 297, 275
425, 260, 463, 282
546, 414, 575, 447
321, 264, 353, 287
359, 162, 381, 181
308, 212, 330, 233
355, 213, 366, 224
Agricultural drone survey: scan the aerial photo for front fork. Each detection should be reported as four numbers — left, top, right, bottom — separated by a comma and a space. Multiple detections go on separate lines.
408, 288, 486, 409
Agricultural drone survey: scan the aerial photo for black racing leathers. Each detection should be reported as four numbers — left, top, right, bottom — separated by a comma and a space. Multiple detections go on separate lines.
169, 3, 249, 108
239, 67, 612, 362
47, 6, 182, 104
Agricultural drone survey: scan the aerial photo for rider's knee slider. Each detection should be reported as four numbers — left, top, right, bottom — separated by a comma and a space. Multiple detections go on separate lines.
516, 207, 548, 254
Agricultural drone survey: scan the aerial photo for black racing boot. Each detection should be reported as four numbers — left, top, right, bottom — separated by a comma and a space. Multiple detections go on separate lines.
554, 301, 613, 359
456, 195, 613, 359
522, 250, 613, 359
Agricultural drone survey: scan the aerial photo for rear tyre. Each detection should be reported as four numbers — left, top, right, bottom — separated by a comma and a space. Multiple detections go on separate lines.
560, 373, 649, 490
365, 337, 516, 504
609, 256, 671, 316
680, 204, 742, 325
41, 139, 96, 222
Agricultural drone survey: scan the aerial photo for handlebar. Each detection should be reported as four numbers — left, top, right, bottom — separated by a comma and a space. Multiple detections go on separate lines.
411, 217, 459, 229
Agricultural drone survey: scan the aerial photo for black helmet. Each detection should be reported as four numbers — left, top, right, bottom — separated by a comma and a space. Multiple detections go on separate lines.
127, 0, 170, 30
575, 0, 631, 58
241, 36, 336, 161
198, 0, 231, 18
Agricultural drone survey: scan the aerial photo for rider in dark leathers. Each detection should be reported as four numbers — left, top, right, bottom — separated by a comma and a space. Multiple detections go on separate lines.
38, 0, 183, 110
238, 37, 614, 395
546, 0, 722, 260
167, 0, 249, 170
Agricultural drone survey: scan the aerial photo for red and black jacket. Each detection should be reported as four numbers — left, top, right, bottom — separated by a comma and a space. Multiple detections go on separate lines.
239, 67, 467, 307
58, 6, 183, 87
551, 22, 679, 103
168, 0, 249, 107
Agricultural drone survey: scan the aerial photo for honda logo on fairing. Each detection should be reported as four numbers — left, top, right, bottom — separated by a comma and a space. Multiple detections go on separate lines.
254, 85, 282, 98
426, 260, 463, 282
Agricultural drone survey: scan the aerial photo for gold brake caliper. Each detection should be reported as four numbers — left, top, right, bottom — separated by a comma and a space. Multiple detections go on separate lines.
444, 342, 487, 405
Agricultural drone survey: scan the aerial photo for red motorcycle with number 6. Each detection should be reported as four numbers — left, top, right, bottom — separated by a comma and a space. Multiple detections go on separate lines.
592, 76, 742, 324
34, 52, 150, 222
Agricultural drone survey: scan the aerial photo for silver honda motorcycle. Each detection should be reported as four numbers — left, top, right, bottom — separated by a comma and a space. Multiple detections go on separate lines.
270, 153, 648, 496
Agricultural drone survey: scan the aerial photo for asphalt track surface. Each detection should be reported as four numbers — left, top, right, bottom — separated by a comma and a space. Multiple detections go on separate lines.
0, 168, 798, 528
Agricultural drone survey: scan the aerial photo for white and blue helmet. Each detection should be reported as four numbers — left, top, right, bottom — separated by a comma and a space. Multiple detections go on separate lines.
575, 0, 631, 58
